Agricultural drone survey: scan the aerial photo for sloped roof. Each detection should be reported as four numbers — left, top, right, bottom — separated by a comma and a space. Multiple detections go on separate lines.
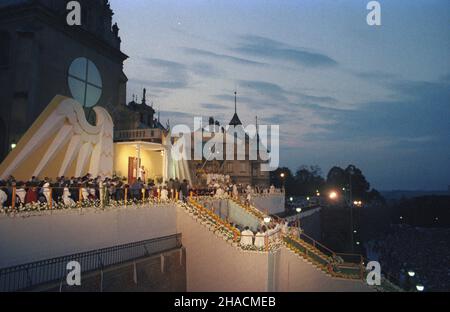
229, 113, 242, 126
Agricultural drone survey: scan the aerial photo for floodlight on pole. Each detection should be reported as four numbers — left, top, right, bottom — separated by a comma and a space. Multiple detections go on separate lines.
329, 191, 338, 200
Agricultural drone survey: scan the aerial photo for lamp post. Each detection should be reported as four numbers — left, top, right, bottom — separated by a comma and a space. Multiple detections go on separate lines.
296, 207, 302, 231
280, 173, 285, 193
348, 165, 356, 253
406, 270, 416, 291
416, 284, 424, 292
329, 191, 338, 200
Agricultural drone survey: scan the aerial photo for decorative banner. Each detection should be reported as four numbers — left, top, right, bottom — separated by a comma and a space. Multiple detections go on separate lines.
0, 96, 114, 180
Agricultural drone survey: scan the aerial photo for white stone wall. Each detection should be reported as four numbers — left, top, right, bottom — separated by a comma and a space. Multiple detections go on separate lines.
253, 194, 285, 215
0, 204, 177, 268
176, 205, 372, 292
274, 247, 373, 292
1, 202, 373, 292
176, 207, 270, 292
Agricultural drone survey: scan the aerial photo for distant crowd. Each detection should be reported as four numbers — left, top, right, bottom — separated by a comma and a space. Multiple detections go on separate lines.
367, 224, 450, 291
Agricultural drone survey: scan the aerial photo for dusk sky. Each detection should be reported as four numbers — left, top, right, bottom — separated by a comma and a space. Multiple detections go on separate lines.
109, 0, 450, 191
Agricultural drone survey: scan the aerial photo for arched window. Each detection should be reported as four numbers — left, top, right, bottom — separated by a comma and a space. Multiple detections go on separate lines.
0, 31, 11, 67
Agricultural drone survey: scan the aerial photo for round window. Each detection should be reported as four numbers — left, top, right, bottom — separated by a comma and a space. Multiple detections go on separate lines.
68, 57, 102, 108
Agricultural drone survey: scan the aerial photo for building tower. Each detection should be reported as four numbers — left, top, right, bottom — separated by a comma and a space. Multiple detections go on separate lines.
0, 0, 128, 161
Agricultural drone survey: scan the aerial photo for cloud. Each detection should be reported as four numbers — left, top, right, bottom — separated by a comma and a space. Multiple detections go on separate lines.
200, 103, 230, 111
353, 70, 398, 82
132, 57, 224, 93
190, 62, 223, 78
213, 92, 274, 111
295, 94, 339, 106
183, 47, 266, 66
158, 110, 196, 127
262, 113, 303, 125
233, 35, 338, 68
140, 58, 190, 90
238, 80, 289, 102
307, 78, 450, 145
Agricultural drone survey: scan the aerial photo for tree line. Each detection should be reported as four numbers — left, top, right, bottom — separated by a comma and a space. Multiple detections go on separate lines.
270, 165, 384, 203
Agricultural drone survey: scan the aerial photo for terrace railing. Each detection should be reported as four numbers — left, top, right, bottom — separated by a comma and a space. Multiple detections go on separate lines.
114, 129, 163, 143
0, 234, 182, 292
0, 185, 184, 213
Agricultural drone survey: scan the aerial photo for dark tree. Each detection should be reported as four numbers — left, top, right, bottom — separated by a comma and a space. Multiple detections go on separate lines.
327, 166, 347, 189
345, 165, 370, 201
270, 167, 293, 191
325, 164, 382, 203
294, 165, 325, 196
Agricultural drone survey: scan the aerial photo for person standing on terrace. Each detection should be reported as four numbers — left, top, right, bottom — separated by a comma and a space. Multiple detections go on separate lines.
232, 184, 239, 199
269, 185, 275, 194
160, 186, 169, 201
25, 182, 38, 204
240, 227, 254, 247
15, 182, 26, 205
255, 228, 266, 248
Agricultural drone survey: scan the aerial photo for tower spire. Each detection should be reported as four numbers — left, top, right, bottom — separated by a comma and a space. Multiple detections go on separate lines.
142, 88, 147, 105
229, 91, 242, 126
234, 91, 237, 114
256, 115, 260, 153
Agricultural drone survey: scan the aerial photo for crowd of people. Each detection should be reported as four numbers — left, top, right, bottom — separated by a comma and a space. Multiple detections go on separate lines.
366, 224, 450, 291
233, 218, 301, 249
0, 174, 192, 209
0, 174, 281, 210
200, 174, 280, 206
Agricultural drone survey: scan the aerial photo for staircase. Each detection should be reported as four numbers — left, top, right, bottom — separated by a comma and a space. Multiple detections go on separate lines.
178, 199, 241, 245
229, 197, 365, 280
284, 235, 364, 280
183, 197, 402, 291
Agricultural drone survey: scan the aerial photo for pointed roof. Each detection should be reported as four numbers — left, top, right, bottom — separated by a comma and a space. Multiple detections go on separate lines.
229, 92, 242, 126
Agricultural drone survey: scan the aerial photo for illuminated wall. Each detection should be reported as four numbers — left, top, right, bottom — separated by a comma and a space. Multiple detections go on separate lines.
113, 143, 165, 182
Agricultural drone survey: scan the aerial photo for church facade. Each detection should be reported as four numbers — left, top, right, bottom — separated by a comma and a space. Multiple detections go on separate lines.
187, 94, 270, 188
0, 0, 270, 187
0, 0, 129, 161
